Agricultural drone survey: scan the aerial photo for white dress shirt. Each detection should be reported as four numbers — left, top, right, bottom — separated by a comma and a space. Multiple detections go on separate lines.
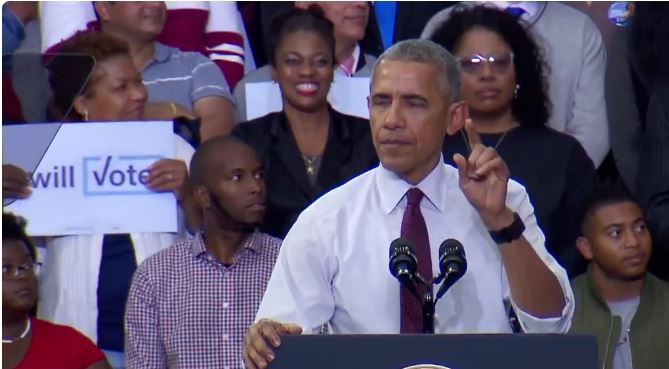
256, 161, 574, 334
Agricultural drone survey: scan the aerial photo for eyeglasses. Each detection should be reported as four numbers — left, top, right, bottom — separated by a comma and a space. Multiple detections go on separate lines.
2, 262, 43, 280
459, 52, 515, 75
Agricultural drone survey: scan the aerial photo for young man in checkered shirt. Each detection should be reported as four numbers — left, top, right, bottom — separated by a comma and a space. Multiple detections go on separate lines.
124, 136, 282, 369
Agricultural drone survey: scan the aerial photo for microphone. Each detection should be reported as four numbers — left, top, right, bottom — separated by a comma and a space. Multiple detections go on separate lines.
389, 238, 417, 280
435, 239, 467, 301
389, 238, 420, 299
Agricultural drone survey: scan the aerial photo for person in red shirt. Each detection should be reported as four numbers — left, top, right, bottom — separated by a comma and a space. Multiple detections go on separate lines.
2, 212, 110, 369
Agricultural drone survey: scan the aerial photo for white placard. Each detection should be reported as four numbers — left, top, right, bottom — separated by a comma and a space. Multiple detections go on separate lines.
3, 121, 178, 236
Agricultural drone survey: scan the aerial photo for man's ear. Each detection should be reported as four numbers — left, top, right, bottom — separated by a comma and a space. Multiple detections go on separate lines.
576, 236, 595, 261
193, 185, 211, 210
446, 100, 468, 136
94, 2, 113, 22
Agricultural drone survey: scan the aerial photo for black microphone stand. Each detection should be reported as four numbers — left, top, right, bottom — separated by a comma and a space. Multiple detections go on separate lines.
408, 273, 435, 334
422, 268, 462, 334
421, 289, 435, 333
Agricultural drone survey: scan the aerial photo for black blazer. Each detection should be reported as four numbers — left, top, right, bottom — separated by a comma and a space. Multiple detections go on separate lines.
232, 108, 379, 238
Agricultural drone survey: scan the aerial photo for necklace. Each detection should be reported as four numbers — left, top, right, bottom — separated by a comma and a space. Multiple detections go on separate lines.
461, 129, 510, 153
2, 319, 31, 344
303, 154, 320, 177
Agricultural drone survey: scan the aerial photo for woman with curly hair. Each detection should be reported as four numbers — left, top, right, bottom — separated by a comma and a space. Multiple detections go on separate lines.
430, 5, 596, 277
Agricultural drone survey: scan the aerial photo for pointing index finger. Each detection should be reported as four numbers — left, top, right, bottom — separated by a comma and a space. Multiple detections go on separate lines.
464, 118, 482, 147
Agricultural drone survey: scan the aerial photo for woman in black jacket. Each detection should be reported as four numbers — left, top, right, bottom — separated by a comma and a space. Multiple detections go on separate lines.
233, 6, 378, 238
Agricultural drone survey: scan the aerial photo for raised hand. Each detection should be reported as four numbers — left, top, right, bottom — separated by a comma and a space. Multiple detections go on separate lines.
453, 119, 513, 229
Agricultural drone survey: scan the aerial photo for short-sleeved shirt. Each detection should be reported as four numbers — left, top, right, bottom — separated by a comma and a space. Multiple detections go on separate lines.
15, 318, 106, 369
143, 42, 235, 110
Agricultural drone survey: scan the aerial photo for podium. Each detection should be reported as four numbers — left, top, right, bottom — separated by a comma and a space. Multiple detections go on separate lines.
272, 334, 598, 369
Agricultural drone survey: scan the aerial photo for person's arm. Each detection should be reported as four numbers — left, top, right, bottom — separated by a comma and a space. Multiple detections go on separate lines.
205, 1, 245, 89
486, 208, 568, 319
2, 2, 37, 54
453, 120, 570, 322
564, 18, 610, 167
144, 102, 197, 121
193, 96, 236, 141
243, 210, 335, 369
125, 265, 167, 369
189, 54, 236, 141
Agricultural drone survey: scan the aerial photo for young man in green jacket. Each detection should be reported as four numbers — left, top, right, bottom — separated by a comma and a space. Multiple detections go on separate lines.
570, 187, 669, 369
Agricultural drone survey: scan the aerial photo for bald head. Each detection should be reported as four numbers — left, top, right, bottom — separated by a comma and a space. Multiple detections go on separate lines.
189, 135, 258, 187
189, 135, 267, 228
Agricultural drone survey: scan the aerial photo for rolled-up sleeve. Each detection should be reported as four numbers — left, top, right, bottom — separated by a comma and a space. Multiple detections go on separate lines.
255, 209, 336, 334
503, 183, 575, 333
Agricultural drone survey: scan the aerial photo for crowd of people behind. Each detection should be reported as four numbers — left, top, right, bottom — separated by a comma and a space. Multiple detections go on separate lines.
2, 2, 668, 369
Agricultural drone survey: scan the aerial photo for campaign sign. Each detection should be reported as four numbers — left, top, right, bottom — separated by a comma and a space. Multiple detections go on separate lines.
3, 121, 177, 235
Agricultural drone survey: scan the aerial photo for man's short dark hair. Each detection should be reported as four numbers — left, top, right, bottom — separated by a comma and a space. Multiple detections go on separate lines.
580, 185, 640, 236
189, 135, 251, 187
2, 212, 36, 261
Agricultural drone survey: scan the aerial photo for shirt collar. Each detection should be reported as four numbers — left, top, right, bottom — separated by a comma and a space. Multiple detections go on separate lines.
376, 156, 448, 215
190, 230, 265, 259
152, 42, 172, 64
336, 43, 361, 77
477, 1, 539, 17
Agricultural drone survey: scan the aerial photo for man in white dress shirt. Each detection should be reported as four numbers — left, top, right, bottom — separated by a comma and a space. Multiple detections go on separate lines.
242, 39, 574, 369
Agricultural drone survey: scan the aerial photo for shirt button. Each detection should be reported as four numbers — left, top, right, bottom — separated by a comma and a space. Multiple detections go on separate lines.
222, 302, 230, 309
222, 333, 229, 341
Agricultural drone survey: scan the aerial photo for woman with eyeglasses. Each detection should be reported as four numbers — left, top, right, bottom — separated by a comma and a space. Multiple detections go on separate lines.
430, 5, 597, 278
2, 212, 110, 369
